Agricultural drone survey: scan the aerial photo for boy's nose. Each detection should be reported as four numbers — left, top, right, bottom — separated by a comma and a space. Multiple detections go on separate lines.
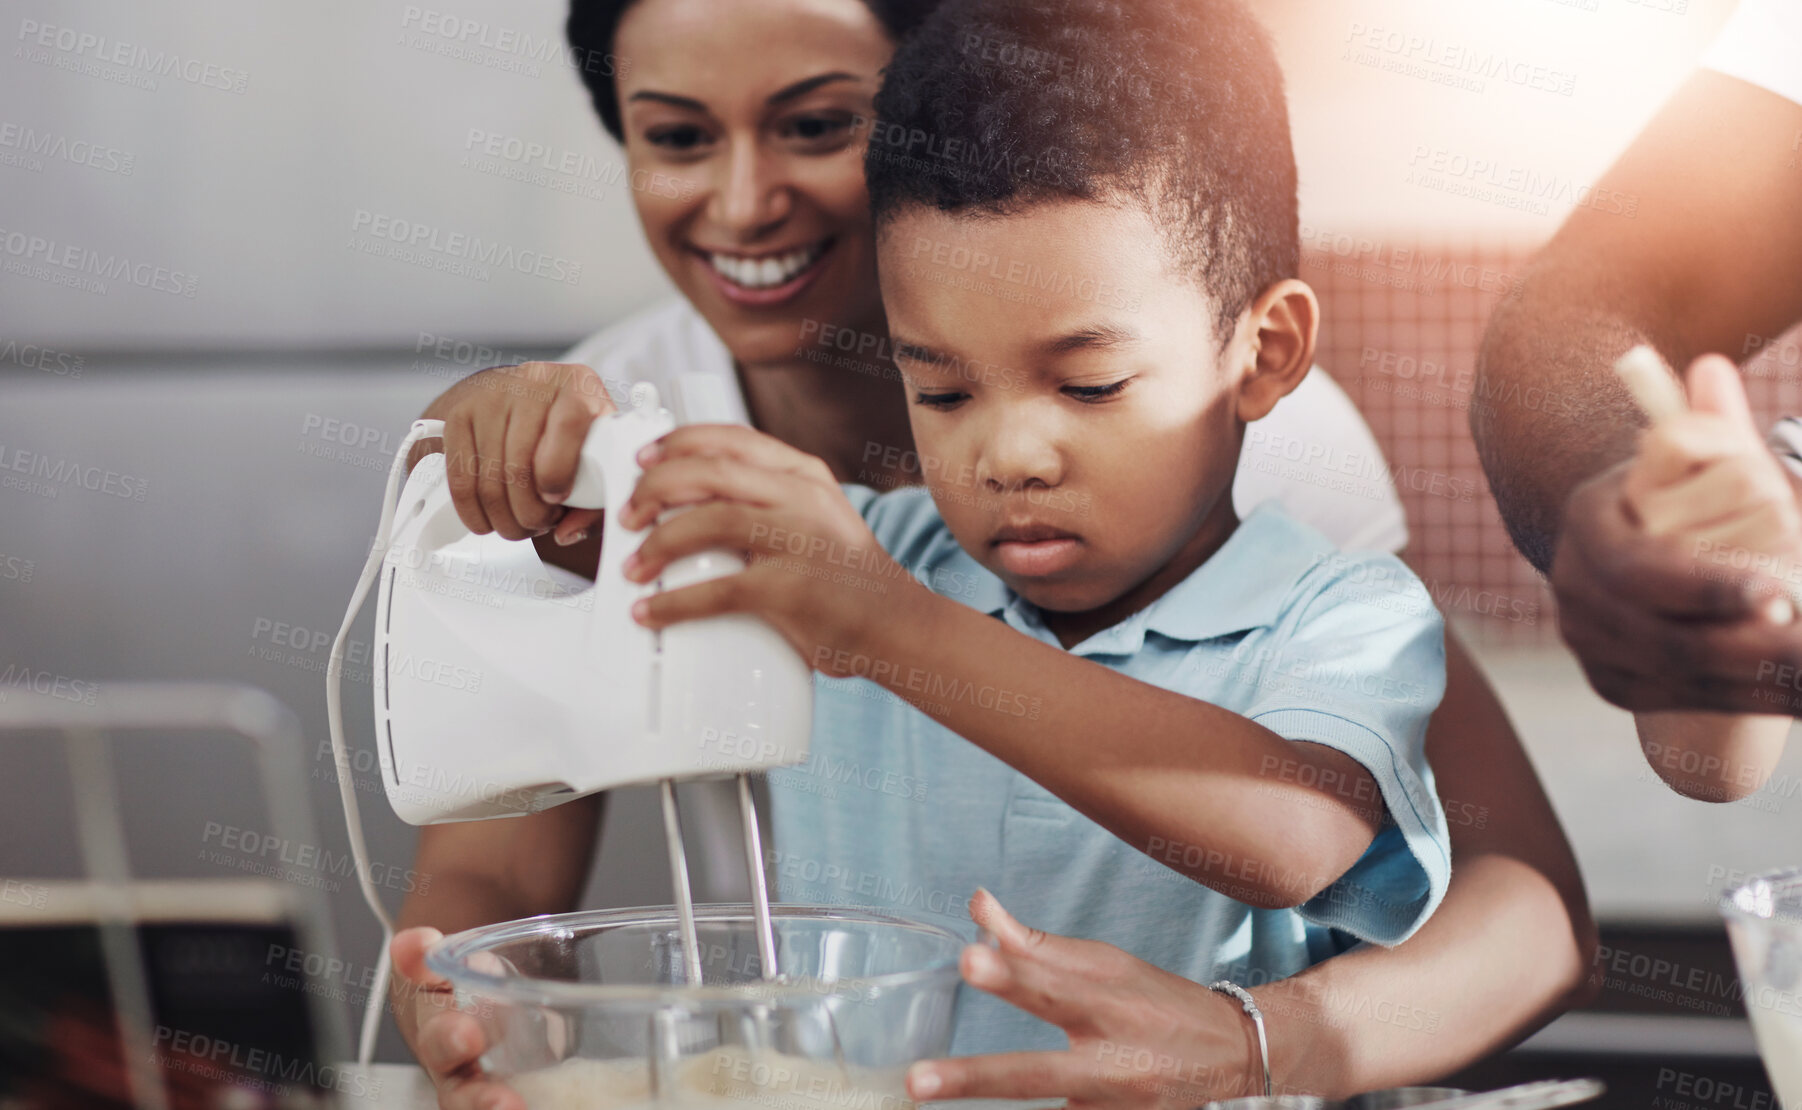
976, 414, 1065, 493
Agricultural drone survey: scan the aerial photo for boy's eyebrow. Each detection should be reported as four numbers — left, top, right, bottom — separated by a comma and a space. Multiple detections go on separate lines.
1043, 324, 1140, 355
627, 73, 860, 114
891, 339, 953, 366
894, 325, 1139, 369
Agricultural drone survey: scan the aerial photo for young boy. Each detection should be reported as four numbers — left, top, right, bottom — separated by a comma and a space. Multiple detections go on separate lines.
619, 0, 1451, 1057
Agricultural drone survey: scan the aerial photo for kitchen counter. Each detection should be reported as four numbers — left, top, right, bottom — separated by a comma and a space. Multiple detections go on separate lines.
1465, 638, 1802, 924
331, 1065, 1054, 1110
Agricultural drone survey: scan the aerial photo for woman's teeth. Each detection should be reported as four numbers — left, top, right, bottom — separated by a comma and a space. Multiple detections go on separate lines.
706, 243, 825, 289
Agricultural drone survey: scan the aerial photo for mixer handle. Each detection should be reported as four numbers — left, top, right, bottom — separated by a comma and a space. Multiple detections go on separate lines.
564, 382, 666, 511
330, 414, 453, 1064
412, 418, 447, 439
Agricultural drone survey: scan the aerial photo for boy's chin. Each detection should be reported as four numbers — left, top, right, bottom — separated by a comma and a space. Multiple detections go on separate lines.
1001, 573, 1117, 617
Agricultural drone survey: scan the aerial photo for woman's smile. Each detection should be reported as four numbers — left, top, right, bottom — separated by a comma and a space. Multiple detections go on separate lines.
690, 236, 836, 306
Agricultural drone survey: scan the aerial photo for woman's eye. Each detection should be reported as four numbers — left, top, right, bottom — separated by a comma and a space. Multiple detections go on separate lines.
1064, 379, 1131, 403
913, 390, 967, 409
781, 113, 855, 145
646, 124, 710, 152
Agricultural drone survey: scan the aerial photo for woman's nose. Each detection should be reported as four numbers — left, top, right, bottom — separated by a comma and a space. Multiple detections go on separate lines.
707, 140, 793, 235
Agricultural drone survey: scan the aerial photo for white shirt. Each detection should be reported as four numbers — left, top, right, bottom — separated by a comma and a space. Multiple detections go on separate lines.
561, 299, 1410, 553
1703, 0, 1802, 107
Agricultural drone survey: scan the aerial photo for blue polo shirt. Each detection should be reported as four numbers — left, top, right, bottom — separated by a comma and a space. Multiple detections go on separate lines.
767, 487, 1449, 1057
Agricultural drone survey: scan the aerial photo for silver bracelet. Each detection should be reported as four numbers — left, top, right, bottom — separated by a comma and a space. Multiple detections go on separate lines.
1208, 980, 1272, 1097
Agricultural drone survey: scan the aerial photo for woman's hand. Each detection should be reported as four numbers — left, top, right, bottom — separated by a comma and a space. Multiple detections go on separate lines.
1619, 354, 1802, 575
1552, 355, 1802, 713
417, 361, 616, 546
618, 424, 926, 671
907, 891, 1265, 1109
392, 927, 524, 1110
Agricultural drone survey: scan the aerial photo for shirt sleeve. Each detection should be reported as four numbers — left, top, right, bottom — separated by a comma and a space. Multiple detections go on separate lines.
1234, 368, 1410, 554
1240, 552, 1450, 946
1702, 0, 1802, 108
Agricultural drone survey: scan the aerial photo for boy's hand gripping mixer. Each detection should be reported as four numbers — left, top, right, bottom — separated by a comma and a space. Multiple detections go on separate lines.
325, 383, 814, 1062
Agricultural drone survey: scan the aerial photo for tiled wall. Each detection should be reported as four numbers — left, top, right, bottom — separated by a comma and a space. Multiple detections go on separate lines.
1303, 240, 1802, 646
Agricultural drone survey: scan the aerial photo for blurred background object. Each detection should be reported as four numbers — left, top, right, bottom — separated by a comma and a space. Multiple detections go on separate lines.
0, 687, 347, 1109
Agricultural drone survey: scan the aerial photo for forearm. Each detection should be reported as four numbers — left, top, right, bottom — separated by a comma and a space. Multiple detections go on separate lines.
1635, 710, 1791, 802
1253, 628, 1594, 1095
1257, 854, 1583, 1096
854, 587, 1383, 906
392, 800, 602, 1050
1473, 71, 1802, 573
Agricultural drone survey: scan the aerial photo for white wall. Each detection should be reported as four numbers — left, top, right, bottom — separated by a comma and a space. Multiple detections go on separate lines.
2, 0, 670, 351
1268, 0, 1735, 243
0, 0, 1734, 352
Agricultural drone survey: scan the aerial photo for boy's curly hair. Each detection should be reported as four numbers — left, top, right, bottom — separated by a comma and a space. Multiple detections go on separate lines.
866, 0, 1299, 346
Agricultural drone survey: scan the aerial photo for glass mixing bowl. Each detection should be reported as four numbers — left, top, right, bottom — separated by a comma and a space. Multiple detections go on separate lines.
427, 904, 966, 1109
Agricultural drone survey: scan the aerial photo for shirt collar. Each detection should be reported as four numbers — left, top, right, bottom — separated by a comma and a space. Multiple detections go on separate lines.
982, 503, 1326, 656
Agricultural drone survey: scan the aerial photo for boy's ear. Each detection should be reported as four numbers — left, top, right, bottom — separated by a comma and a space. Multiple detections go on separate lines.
1233, 279, 1319, 423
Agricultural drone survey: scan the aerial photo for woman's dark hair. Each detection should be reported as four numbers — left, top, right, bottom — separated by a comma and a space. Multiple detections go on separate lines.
567, 0, 942, 142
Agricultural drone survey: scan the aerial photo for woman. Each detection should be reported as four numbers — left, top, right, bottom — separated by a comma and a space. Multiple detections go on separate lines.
391, 0, 1595, 1105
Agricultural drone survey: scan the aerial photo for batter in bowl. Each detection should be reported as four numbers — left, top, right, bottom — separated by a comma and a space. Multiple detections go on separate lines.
505, 1045, 910, 1110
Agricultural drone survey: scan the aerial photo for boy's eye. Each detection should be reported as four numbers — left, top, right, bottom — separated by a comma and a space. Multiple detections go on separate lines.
1064, 378, 1132, 403
646, 124, 711, 152
913, 390, 968, 409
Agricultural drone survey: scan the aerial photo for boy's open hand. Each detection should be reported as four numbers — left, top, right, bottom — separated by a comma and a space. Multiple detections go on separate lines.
905, 891, 1266, 1109
618, 425, 925, 671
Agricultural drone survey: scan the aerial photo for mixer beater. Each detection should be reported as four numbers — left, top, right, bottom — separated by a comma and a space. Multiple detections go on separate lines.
647, 770, 863, 1101
657, 774, 778, 986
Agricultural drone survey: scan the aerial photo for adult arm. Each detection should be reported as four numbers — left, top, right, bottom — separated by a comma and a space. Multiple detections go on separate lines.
1472, 68, 1802, 571
390, 798, 603, 1110
1257, 628, 1595, 1094
1475, 71, 1802, 717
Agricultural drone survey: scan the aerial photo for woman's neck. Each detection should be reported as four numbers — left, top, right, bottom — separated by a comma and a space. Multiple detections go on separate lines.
734, 338, 918, 489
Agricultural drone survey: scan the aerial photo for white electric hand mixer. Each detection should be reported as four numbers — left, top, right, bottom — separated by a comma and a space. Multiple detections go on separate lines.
325, 383, 815, 1063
